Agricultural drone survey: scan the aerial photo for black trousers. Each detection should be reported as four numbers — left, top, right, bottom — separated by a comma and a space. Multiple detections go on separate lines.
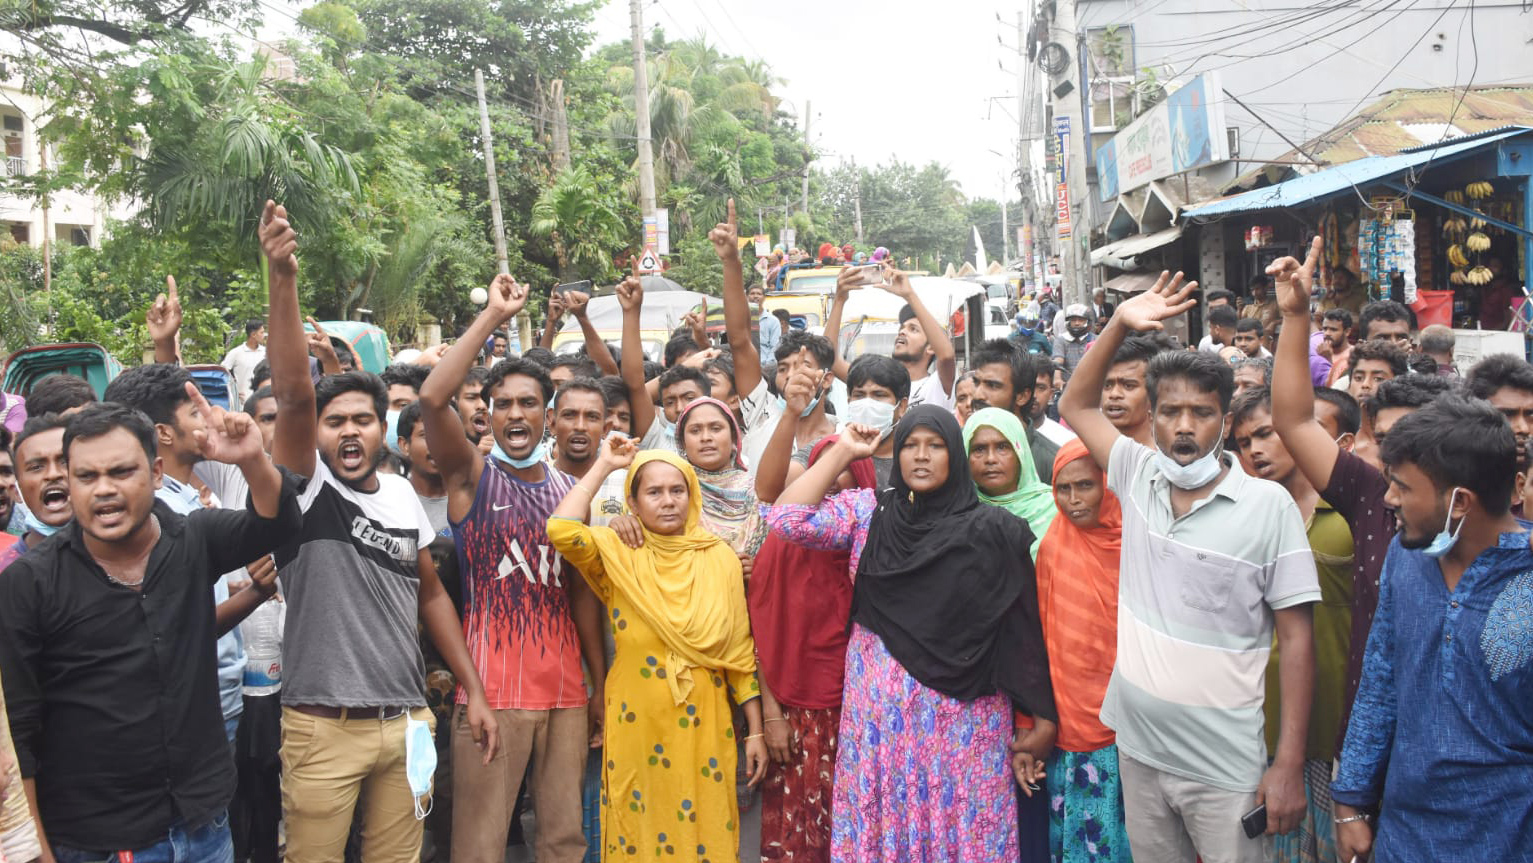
230, 693, 282, 863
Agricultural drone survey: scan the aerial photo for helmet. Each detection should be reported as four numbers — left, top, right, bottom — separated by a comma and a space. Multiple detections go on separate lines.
1065, 303, 1090, 319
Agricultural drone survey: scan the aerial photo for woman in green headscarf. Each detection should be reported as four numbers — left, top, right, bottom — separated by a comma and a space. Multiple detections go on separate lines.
963, 407, 1057, 561
964, 406, 1060, 863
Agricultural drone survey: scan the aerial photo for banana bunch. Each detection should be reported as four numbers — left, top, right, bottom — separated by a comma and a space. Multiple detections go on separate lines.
1466, 181, 1495, 199
1467, 266, 1494, 285
1445, 190, 1466, 205
1471, 217, 1488, 229
1449, 244, 1470, 267
1467, 232, 1492, 252
1442, 216, 1468, 236
1451, 269, 1468, 285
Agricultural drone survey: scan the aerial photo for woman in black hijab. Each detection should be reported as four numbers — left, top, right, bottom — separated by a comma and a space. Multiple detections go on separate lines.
764, 404, 1055, 861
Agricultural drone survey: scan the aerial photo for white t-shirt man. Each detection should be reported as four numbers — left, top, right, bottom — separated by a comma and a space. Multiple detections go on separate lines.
222, 343, 266, 404
908, 371, 955, 412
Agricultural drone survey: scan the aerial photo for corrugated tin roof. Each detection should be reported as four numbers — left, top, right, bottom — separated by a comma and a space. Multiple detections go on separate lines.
1184, 128, 1530, 220
1090, 226, 1184, 268
1224, 84, 1533, 192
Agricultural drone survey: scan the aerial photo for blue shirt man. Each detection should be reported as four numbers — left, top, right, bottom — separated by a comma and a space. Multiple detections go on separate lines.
1332, 394, 1533, 863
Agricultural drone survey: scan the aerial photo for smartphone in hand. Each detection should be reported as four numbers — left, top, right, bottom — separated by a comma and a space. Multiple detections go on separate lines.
553, 279, 593, 297
1240, 803, 1267, 839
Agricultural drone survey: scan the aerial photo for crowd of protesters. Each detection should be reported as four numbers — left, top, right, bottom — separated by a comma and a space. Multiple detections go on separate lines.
0, 199, 1525, 863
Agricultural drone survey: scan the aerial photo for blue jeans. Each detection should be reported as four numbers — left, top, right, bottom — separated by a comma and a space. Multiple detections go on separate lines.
53, 810, 234, 863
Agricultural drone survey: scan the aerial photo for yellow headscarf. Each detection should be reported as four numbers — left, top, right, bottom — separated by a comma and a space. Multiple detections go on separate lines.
585, 451, 756, 705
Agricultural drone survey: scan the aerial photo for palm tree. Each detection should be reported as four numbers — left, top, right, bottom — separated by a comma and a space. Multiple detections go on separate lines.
529, 165, 626, 282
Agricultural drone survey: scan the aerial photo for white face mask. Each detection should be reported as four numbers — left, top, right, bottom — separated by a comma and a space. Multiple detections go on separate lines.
847, 398, 897, 435
1152, 420, 1227, 490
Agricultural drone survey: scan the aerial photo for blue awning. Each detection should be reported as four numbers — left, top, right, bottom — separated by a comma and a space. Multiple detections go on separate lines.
1182, 127, 1531, 221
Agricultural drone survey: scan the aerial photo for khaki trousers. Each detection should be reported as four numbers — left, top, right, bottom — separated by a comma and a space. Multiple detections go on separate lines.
279, 706, 433, 863
451, 705, 589, 863
1119, 751, 1264, 863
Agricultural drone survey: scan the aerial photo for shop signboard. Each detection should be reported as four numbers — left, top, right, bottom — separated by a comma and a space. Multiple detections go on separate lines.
1095, 71, 1229, 201
1053, 116, 1070, 185
1056, 183, 1071, 239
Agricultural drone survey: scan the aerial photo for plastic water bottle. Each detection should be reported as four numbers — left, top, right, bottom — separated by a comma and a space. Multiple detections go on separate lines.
240, 589, 285, 696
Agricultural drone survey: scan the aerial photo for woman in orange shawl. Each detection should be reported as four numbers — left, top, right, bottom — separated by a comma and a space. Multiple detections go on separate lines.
1035, 439, 1132, 863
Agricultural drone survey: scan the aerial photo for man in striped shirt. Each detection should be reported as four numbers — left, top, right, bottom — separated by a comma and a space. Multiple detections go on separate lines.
1061, 271, 1320, 863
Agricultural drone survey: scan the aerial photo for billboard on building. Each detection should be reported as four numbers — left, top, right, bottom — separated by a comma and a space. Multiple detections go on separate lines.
1095, 71, 1229, 200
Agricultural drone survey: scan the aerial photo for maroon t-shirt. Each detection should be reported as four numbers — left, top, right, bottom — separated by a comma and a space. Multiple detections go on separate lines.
1320, 448, 1395, 752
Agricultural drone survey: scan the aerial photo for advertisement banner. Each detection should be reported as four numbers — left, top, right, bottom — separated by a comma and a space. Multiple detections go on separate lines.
656, 208, 671, 255
1056, 183, 1071, 239
643, 216, 659, 253
753, 233, 770, 257
1053, 116, 1070, 186
1094, 71, 1229, 201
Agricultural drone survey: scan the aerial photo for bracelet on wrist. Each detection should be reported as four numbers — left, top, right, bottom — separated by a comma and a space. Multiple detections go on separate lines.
764, 717, 787, 724
1333, 814, 1371, 825
744, 733, 764, 741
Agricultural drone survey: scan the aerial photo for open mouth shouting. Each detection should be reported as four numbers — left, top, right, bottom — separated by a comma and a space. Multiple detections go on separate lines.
470, 412, 490, 437
337, 439, 367, 471
91, 498, 130, 530
39, 483, 70, 519
501, 423, 533, 454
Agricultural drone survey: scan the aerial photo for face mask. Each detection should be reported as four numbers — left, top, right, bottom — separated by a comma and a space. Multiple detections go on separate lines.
1068, 324, 1089, 338
800, 388, 825, 418
847, 398, 897, 435
1422, 487, 1466, 559
1152, 420, 1227, 490
491, 439, 547, 470
403, 712, 436, 820
21, 506, 62, 538
385, 409, 403, 456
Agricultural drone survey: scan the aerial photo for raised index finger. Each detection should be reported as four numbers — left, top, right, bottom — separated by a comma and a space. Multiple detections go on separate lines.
183, 380, 215, 420
1299, 235, 1323, 278
166, 275, 178, 304
726, 198, 736, 227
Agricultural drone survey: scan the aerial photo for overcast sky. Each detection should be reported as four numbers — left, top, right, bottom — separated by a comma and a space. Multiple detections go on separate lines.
587, 0, 1020, 202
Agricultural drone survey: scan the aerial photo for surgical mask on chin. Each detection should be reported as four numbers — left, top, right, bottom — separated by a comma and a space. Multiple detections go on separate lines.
403, 712, 436, 820
492, 439, 548, 470
1152, 421, 1227, 490
846, 397, 897, 435
800, 388, 825, 418
385, 409, 403, 456
21, 505, 62, 538
1422, 487, 1466, 559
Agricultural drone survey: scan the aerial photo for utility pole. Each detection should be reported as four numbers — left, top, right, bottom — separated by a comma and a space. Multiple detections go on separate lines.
630, 0, 657, 219
1043, 0, 1091, 306
800, 99, 812, 214
999, 179, 1009, 263
476, 68, 529, 348
852, 157, 864, 245
1017, 10, 1034, 283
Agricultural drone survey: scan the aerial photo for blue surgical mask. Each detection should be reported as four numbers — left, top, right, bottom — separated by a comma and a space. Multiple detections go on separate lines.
1422, 487, 1466, 559
385, 409, 403, 456
21, 505, 62, 538
800, 390, 824, 418
1152, 421, 1227, 490
492, 440, 548, 470
846, 397, 897, 435
403, 712, 436, 820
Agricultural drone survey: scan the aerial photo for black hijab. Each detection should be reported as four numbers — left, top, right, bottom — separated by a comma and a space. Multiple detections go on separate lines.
853, 404, 1056, 720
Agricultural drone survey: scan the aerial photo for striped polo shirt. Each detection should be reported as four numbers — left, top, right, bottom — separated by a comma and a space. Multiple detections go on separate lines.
1101, 436, 1320, 792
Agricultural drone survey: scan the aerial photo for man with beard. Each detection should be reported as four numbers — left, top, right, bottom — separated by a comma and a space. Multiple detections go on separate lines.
967, 338, 1055, 483
8, 416, 71, 555
1231, 386, 1355, 863
0, 400, 298, 861
1061, 271, 1318, 862
418, 272, 604, 863
259, 201, 498, 863
1029, 362, 1074, 446
1334, 396, 1533, 863
1321, 310, 1354, 387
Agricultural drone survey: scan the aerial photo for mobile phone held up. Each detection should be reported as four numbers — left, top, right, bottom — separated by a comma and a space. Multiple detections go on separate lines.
850, 264, 884, 287
553, 279, 593, 298
1240, 803, 1267, 839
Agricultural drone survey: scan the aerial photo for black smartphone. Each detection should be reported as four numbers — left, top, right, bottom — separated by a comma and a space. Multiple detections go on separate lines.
1240, 803, 1267, 839
553, 279, 593, 297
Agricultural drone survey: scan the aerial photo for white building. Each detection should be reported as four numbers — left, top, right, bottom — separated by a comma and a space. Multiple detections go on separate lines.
1, 76, 136, 249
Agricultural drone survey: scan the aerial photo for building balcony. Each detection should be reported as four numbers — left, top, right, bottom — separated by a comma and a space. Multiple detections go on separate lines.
4, 156, 24, 176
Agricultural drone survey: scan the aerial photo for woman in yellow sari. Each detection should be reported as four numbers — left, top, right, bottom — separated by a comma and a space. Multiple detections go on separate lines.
549, 436, 767, 862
